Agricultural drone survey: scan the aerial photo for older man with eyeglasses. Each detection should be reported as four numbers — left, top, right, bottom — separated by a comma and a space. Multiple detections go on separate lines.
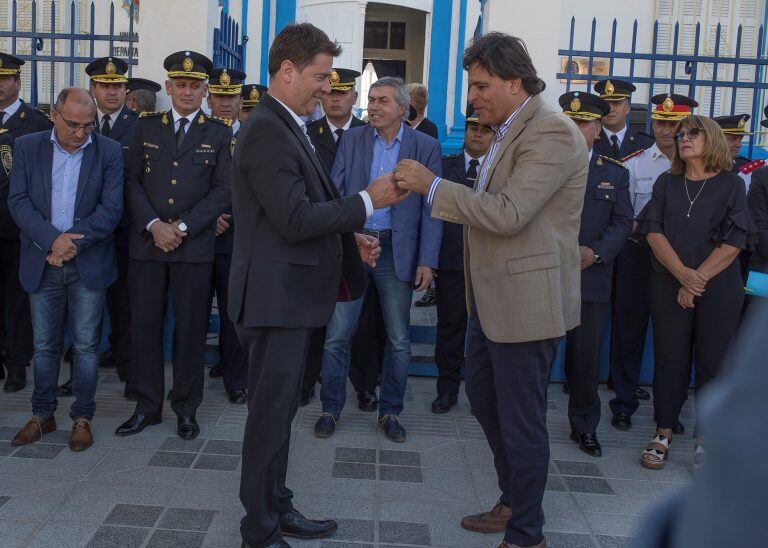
7, 87, 124, 452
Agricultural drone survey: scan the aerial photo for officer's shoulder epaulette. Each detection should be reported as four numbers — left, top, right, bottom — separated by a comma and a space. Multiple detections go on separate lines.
34, 108, 52, 122
207, 115, 232, 127
139, 110, 165, 118
599, 155, 626, 168
620, 148, 645, 163
0, 128, 7, 134
740, 159, 765, 175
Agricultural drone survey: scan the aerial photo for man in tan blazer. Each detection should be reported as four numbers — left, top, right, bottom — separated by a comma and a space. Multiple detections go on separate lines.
395, 32, 588, 548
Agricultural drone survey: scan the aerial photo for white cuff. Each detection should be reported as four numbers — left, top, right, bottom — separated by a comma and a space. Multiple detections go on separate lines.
359, 191, 374, 218
427, 177, 442, 205
146, 218, 160, 231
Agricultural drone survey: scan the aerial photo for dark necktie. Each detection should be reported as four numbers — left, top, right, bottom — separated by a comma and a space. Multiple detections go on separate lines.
176, 118, 188, 150
0, 110, 5, 128
101, 114, 111, 137
610, 134, 620, 157
334, 128, 344, 143
467, 158, 479, 185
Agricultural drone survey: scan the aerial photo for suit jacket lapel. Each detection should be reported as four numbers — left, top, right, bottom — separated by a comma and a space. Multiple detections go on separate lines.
3, 103, 28, 134
397, 124, 414, 162
317, 118, 337, 156
178, 110, 206, 156
586, 152, 600, 190
159, 110, 176, 156
362, 126, 374, 182
41, 133, 54, 219
107, 105, 130, 143
74, 138, 96, 211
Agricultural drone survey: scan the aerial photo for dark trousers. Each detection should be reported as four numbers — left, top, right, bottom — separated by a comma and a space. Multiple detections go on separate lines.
105, 246, 131, 384
565, 301, 609, 434
466, 308, 557, 547
210, 253, 247, 394
237, 325, 310, 547
649, 269, 743, 429
0, 238, 33, 375
302, 287, 384, 397
434, 269, 466, 395
129, 260, 212, 417
609, 240, 652, 416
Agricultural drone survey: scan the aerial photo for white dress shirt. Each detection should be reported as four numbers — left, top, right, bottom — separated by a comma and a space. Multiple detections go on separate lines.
464, 152, 486, 173
625, 143, 671, 218
604, 125, 627, 149
327, 116, 353, 143
0, 98, 22, 125
96, 107, 118, 131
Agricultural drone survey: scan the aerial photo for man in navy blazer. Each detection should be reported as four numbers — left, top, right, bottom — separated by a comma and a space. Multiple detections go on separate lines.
7, 88, 123, 452
314, 76, 443, 442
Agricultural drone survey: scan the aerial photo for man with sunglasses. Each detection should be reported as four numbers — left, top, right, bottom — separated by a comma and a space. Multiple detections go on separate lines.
7, 87, 124, 451
0, 52, 53, 393
610, 92, 697, 432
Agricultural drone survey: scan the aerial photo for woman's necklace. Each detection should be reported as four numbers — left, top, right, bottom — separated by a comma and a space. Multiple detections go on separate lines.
683, 176, 708, 218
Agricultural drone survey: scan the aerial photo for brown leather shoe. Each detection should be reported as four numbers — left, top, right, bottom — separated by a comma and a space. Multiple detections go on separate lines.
68, 418, 93, 451
11, 416, 57, 446
461, 501, 511, 533
497, 540, 547, 548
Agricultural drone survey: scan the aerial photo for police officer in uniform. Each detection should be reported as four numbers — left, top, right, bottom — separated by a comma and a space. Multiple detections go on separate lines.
0, 52, 52, 391
115, 51, 232, 440
302, 68, 373, 408
238, 83, 267, 124
609, 92, 697, 431
559, 91, 633, 456
205, 67, 247, 403
126, 77, 161, 113
715, 114, 753, 173
593, 78, 653, 160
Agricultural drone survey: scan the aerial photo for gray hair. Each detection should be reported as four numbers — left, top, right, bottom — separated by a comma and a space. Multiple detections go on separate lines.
370, 77, 410, 120
131, 89, 157, 113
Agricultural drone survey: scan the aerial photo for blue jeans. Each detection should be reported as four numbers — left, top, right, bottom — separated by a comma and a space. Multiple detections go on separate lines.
29, 263, 105, 420
320, 239, 412, 417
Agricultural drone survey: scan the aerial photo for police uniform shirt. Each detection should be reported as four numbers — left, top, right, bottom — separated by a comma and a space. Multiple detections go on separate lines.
96, 108, 118, 131
327, 116, 353, 143
604, 126, 627, 149
0, 98, 20, 126
625, 143, 671, 218
464, 151, 485, 176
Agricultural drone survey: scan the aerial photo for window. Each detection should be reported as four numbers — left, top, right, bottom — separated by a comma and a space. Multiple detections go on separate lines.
363, 21, 407, 50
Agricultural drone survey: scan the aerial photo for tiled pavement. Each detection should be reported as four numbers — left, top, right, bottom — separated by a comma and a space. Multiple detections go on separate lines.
0, 296, 695, 547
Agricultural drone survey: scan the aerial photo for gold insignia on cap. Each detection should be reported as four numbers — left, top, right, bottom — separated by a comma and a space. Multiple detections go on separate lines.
605, 80, 615, 95
570, 97, 581, 112
220, 70, 230, 86
329, 70, 340, 85
183, 56, 194, 72
662, 95, 674, 112
738, 116, 747, 130
250, 88, 260, 102
106, 59, 116, 75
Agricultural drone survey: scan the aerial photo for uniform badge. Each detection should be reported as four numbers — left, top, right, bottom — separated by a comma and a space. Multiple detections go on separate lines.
161, 113, 169, 125
0, 145, 11, 176
220, 69, 230, 86
106, 58, 116, 75
605, 80, 615, 95
250, 88, 260, 102
183, 56, 193, 72
329, 70, 340, 86
598, 182, 615, 190
662, 95, 674, 112
570, 96, 581, 112
596, 157, 603, 166
319, 126, 324, 135
738, 116, 747, 131
198, 114, 205, 125
19, 110, 25, 119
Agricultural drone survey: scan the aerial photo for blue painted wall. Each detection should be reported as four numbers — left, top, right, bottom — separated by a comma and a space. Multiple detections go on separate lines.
442, 0, 469, 154
427, 0, 453, 142
260, 0, 271, 83
275, 0, 297, 34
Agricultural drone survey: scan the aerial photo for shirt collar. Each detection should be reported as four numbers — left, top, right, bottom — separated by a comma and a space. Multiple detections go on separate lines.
171, 108, 198, 127
97, 106, 120, 125
50, 127, 92, 153
232, 120, 241, 135
604, 125, 627, 143
271, 96, 307, 131
374, 122, 404, 145
492, 95, 533, 139
1, 98, 22, 118
464, 151, 484, 168
649, 143, 665, 160
327, 115, 353, 134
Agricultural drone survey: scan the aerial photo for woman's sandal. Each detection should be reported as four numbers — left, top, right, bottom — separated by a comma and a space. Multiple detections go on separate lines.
694, 442, 706, 471
641, 433, 671, 470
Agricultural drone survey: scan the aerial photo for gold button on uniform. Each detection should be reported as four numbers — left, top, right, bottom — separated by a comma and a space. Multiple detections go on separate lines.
168, 198, 174, 205
173, 161, 179, 167
171, 179, 177, 185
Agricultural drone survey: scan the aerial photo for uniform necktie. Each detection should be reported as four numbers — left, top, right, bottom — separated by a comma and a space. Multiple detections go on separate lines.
610, 134, 620, 157
176, 118, 188, 150
467, 158, 479, 184
334, 128, 344, 143
0, 110, 5, 128
101, 114, 111, 137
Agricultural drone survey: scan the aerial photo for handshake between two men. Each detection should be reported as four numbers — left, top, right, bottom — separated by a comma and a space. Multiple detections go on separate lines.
355, 159, 436, 270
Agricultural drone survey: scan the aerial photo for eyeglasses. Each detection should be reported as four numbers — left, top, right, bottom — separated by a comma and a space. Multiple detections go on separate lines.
674, 128, 701, 142
53, 108, 96, 133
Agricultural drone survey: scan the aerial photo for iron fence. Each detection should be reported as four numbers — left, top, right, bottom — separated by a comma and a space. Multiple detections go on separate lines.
212, 8, 244, 71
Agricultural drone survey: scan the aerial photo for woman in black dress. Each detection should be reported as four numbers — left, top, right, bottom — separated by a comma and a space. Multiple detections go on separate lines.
636, 115, 754, 470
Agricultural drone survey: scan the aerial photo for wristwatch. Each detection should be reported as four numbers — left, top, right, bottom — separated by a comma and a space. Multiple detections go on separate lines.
593, 253, 603, 264
177, 221, 188, 233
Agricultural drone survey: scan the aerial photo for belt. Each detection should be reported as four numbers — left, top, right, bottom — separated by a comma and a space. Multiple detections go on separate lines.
363, 228, 392, 240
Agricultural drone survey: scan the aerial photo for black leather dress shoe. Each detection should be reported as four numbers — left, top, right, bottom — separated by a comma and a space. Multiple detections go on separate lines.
3, 372, 26, 393
562, 383, 571, 395
228, 389, 248, 404
357, 390, 378, 412
431, 393, 458, 414
379, 415, 406, 442
115, 413, 162, 436
99, 348, 116, 368
57, 379, 72, 396
635, 387, 651, 400
611, 412, 632, 431
177, 416, 200, 439
314, 413, 337, 438
209, 362, 224, 378
280, 508, 337, 539
673, 421, 685, 435
570, 431, 602, 457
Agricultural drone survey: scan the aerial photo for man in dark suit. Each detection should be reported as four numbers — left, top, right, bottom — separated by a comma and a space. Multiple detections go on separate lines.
238, 83, 267, 124
115, 51, 232, 441
431, 107, 493, 414
7, 87, 123, 451
205, 67, 248, 403
0, 51, 53, 392
302, 68, 377, 410
231, 23, 406, 548
593, 78, 653, 160
559, 91, 633, 457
